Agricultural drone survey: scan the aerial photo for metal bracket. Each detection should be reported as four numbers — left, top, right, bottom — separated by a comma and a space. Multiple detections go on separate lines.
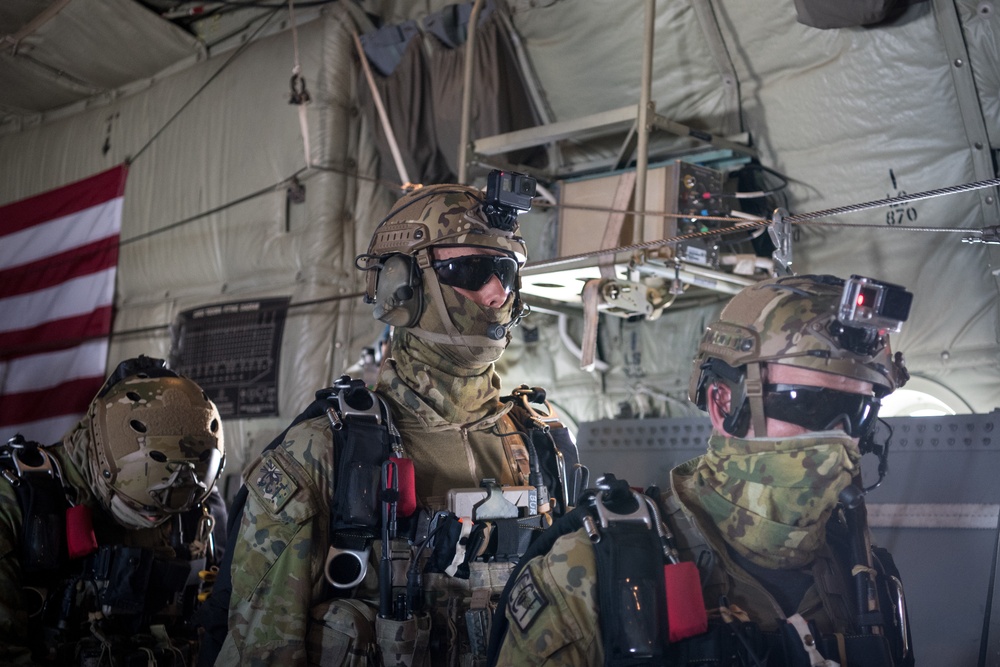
596, 278, 654, 319
472, 478, 520, 521
769, 207, 793, 275
592, 488, 653, 529
963, 225, 1000, 245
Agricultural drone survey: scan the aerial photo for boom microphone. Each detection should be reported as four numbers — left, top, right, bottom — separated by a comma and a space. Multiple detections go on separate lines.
487, 323, 507, 340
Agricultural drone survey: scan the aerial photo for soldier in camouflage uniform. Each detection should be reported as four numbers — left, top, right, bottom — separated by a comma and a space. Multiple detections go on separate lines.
0, 356, 227, 666
214, 183, 560, 666
493, 274, 915, 666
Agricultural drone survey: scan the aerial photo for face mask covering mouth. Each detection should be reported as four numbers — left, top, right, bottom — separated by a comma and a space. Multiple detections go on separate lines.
109, 493, 168, 530
409, 270, 516, 367
682, 430, 861, 569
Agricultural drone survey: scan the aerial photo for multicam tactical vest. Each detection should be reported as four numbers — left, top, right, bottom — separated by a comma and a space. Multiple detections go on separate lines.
320, 386, 578, 667
208, 379, 578, 667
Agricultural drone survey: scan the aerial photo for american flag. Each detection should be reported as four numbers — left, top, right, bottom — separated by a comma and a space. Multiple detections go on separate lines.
0, 165, 128, 446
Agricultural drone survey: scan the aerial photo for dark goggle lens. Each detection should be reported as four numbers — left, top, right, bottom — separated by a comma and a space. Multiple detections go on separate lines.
432, 255, 518, 292
762, 383, 879, 437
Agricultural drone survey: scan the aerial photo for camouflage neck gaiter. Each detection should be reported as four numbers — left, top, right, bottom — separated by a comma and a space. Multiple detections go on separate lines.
408, 270, 514, 367
376, 327, 508, 430
679, 431, 861, 569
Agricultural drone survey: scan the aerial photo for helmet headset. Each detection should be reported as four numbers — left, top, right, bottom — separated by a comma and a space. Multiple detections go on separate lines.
690, 274, 911, 447
357, 171, 536, 340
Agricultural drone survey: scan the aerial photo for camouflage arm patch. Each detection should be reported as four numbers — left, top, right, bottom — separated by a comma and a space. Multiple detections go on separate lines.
246, 452, 299, 517
508, 568, 548, 632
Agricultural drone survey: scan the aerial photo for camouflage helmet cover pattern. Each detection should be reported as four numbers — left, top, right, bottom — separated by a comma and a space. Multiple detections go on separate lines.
88, 375, 225, 523
362, 184, 528, 302
689, 274, 907, 406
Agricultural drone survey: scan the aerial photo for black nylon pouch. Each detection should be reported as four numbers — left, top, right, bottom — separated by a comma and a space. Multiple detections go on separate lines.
332, 416, 392, 531
425, 513, 463, 573
593, 522, 668, 665
342, 460, 381, 527
17, 474, 67, 573
96, 545, 154, 614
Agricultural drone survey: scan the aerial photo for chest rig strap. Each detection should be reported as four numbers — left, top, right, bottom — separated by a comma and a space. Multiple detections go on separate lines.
322, 376, 400, 591
497, 413, 531, 485
1, 435, 72, 573
590, 477, 670, 666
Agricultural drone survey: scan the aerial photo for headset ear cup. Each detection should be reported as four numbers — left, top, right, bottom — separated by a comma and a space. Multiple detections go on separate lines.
372, 255, 423, 328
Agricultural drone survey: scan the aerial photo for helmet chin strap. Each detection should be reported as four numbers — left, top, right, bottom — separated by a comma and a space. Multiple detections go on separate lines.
746, 361, 767, 437
720, 361, 767, 438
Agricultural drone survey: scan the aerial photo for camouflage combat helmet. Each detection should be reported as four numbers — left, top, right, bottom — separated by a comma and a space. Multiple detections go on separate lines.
690, 274, 908, 437
358, 183, 528, 329
88, 358, 224, 529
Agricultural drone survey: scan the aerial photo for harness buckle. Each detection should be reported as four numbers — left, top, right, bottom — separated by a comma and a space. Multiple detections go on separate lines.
592, 488, 652, 530
5, 436, 56, 478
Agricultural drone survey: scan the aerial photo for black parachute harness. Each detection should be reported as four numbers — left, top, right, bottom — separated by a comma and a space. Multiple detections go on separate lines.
486, 469, 915, 667
487, 474, 684, 667
200, 375, 580, 665
2, 434, 217, 665
0, 434, 75, 573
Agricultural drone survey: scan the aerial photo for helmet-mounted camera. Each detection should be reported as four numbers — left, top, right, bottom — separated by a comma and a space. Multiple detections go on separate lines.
832, 275, 912, 357
483, 170, 536, 232
838, 275, 912, 334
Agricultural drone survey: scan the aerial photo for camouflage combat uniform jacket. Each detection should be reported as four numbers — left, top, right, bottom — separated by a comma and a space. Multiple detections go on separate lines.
495, 456, 871, 666
216, 387, 528, 666
0, 432, 226, 666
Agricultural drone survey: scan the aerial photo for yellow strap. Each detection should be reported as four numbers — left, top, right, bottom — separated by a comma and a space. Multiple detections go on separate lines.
834, 633, 849, 667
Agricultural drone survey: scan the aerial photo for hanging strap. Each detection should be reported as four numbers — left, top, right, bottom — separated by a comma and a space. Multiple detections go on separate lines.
580, 278, 603, 372
599, 171, 636, 279
286, 0, 312, 167
497, 413, 531, 485
351, 29, 414, 188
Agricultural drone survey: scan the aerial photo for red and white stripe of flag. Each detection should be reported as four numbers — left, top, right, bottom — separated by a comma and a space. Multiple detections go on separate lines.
0, 165, 128, 446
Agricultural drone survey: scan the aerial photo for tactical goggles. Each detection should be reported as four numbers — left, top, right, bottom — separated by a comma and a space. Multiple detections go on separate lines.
763, 383, 879, 437
431, 254, 518, 293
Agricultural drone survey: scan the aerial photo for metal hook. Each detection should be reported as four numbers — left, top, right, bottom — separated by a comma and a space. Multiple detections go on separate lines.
769, 207, 793, 275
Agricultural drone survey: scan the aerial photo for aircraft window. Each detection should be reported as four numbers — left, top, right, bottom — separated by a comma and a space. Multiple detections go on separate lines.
880, 389, 957, 417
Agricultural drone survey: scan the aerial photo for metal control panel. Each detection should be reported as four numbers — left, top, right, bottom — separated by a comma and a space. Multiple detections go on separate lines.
557, 160, 727, 261
650, 161, 727, 266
